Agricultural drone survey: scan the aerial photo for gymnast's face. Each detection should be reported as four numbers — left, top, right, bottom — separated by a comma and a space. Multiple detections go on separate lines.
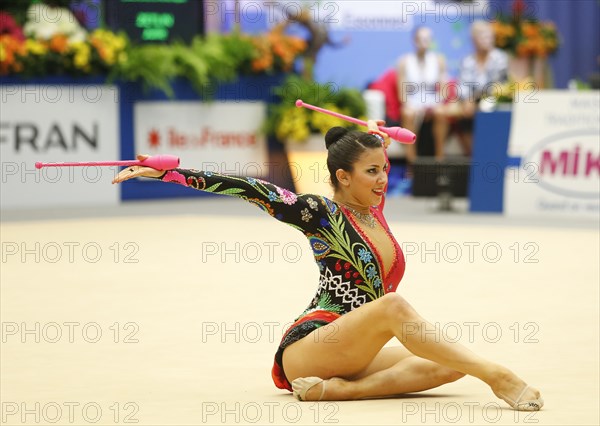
337, 147, 388, 207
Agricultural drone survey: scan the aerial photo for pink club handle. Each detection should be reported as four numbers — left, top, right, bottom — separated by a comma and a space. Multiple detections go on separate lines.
35, 155, 180, 171
295, 99, 416, 144
140, 155, 180, 170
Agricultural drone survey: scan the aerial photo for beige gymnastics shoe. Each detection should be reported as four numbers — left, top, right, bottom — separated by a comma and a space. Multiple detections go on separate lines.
496, 385, 544, 411
291, 377, 326, 401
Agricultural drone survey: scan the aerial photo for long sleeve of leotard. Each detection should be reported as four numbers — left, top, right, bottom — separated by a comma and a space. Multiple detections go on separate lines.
155, 168, 328, 234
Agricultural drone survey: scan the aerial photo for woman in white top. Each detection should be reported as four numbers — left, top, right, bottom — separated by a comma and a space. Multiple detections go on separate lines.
397, 26, 447, 166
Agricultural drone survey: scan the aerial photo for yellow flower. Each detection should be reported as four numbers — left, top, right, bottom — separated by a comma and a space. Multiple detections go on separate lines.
101, 47, 116, 65
311, 105, 350, 134
91, 30, 123, 45
74, 53, 89, 69
25, 39, 47, 55
276, 108, 310, 142
71, 41, 91, 69
112, 35, 127, 52
118, 51, 128, 64
491, 77, 535, 103
89, 29, 127, 66
70, 41, 84, 52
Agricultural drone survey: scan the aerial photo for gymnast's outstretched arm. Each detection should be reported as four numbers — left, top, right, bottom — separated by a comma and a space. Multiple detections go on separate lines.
112, 155, 328, 234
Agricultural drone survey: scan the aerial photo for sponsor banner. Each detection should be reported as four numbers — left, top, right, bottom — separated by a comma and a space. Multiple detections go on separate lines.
319, 0, 490, 32
134, 101, 269, 175
504, 90, 600, 217
327, 0, 418, 31
0, 85, 120, 209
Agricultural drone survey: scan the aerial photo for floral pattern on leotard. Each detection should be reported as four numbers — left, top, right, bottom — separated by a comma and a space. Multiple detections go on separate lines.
156, 168, 405, 319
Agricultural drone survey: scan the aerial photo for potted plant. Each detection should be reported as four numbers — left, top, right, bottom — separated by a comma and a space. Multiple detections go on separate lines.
264, 74, 367, 195
265, 74, 367, 143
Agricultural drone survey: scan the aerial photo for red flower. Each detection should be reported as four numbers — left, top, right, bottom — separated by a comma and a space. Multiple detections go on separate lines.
512, 0, 526, 18
0, 12, 25, 42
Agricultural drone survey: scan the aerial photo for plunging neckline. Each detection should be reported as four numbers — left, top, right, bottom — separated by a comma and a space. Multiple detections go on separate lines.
338, 204, 398, 282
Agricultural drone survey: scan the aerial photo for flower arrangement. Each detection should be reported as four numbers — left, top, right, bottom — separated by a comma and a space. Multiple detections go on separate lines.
265, 75, 367, 143
490, 77, 536, 103
1, 2, 128, 78
114, 28, 307, 97
491, 0, 560, 58
1, 7, 308, 97
249, 26, 307, 73
1, 29, 128, 77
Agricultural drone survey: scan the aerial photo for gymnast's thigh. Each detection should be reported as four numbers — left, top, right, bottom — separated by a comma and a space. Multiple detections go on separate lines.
282, 297, 396, 381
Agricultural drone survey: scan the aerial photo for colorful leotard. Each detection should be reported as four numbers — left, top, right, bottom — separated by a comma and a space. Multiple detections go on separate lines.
156, 167, 406, 391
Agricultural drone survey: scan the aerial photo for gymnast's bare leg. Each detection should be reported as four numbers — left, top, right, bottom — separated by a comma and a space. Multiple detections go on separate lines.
283, 293, 541, 406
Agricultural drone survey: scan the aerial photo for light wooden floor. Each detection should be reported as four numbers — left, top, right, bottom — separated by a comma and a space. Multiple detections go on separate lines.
1, 203, 598, 425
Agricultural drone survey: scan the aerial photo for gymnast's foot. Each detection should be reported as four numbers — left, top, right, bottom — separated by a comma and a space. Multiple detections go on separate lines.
491, 369, 543, 411
292, 377, 349, 401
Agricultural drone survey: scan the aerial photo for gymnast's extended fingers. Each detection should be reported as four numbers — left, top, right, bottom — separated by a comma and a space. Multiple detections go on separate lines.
381, 133, 392, 149
112, 166, 136, 184
366, 119, 379, 132
112, 166, 153, 184
366, 120, 391, 148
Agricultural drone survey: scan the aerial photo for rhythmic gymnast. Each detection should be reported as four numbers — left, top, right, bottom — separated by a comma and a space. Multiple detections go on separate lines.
112, 120, 543, 410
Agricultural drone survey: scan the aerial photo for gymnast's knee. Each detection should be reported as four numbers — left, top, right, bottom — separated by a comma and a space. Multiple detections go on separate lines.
379, 293, 416, 321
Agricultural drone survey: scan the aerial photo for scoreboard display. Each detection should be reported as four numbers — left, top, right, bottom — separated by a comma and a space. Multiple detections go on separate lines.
104, 0, 204, 43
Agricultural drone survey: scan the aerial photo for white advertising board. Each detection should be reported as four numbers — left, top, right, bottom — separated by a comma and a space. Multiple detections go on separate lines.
1, 85, 120, 209
134, 101, 269, 177
504, 90, 599, 218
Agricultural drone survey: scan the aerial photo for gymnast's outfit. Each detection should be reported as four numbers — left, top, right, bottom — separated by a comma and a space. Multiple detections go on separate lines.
155, 166, 406, 391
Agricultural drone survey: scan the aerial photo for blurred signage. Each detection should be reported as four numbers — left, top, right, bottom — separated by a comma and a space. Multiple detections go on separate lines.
104, 0, 204, 43
0, 85, 120, 208
504, 91, 600, 217
134, 101, 269, 174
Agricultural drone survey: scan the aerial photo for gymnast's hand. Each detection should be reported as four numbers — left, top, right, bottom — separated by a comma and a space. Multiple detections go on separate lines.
367, 119, 391, 149
111, 154, 166, 184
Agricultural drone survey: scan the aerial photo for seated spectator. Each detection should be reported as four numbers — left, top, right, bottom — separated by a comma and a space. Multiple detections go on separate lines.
434, 20, 508, 161
397, 26, 448, 167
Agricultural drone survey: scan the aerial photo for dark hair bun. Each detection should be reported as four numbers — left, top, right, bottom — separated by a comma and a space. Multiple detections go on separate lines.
325, 127, 349, 149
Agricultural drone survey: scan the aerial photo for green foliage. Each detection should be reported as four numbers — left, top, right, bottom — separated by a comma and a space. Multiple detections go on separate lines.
217, 30, 258, 75
265, 74, 367, 142
171, 41, 211, 95
334, 87, 368, 120
3, 21, 308, 98
116, 44, 178, 96
113, 33, 264, 98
